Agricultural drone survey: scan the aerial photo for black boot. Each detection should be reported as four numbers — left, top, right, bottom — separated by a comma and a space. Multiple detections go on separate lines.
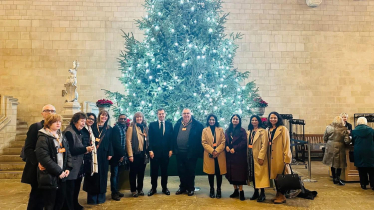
239, 190, 245, 201
336, 168, 345, 186
257, 189, 266, 202
331, 167, 338, 184
361, 185, 367, 190
250, 189, 259, 200
230, 189, 239, 198
216, 188, 221, 199
209, 188, 215, 198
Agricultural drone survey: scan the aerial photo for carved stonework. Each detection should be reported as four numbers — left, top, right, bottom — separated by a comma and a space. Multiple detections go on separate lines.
306, 0, 322, 7
63, 60, 79, 102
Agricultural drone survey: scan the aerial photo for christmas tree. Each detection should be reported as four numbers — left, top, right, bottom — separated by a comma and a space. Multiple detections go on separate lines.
105, 0, 260, 126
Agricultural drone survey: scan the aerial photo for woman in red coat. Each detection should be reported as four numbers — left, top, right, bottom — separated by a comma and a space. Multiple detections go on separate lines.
225, 114, 248, 201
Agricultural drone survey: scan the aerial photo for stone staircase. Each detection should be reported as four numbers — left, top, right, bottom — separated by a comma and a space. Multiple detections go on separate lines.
0, 119, 27, 179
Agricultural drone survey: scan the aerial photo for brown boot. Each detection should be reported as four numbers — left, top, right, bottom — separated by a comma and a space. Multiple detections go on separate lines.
274, 193, 286, 204
271, 192, 280, 202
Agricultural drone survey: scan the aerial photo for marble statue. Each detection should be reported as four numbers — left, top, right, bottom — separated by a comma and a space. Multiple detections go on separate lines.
63, 60, 79, 102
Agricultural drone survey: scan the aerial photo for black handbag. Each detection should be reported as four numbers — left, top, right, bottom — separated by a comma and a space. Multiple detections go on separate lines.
275, 164, 303, 192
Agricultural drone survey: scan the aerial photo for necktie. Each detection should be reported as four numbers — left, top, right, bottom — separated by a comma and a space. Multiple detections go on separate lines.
160, 121, 164, 136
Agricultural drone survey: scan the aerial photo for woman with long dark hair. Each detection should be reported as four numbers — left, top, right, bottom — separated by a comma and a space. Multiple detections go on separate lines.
266, 111, 292, 204
225, 114, 248, 201
126, 112, 149, 197
202, 114, 226, 198
83, 110, 113, 205
247, 115, 269, 202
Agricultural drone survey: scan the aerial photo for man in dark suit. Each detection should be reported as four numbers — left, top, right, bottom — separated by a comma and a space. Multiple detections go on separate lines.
147, 108, 174, 196
110, 114, 127, 201
172, 108, 204, 196
21, 104, 56, 210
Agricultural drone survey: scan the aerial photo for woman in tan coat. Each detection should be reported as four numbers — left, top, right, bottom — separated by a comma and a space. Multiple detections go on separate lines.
247, 115, 269, 202
322, 116, 350, 185
126, 112, 149, 197
267, 112, 292, 204
202, 114, 226, 199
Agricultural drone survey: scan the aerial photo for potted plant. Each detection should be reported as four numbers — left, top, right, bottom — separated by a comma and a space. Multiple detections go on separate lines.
96, 99, 113, 111
251, 97, 268, 116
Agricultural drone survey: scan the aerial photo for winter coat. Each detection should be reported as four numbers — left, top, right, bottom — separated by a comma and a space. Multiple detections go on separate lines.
35, 128, 72, 189
322, 124, 350, 168
225, 127, 248, 183
352, 124, 374, 168
21, 121, 44, 186
247, 128, 270, 188
268, 126, 292, 179
83, 124, 113, 194
172, 117, 204, 159
202, 126, 227, 175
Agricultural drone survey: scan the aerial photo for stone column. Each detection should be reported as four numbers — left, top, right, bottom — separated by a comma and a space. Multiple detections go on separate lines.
61, 101, 81, 130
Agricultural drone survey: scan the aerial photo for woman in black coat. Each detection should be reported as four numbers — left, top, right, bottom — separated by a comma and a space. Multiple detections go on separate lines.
225, 114, 248, 201
83, 110, 113, 204
352, 117, 374, 190
35, 114, 72, 210
63, 112, 93, 210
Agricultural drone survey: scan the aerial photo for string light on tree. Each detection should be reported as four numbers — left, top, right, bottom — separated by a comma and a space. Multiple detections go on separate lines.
105, 0, 261, 123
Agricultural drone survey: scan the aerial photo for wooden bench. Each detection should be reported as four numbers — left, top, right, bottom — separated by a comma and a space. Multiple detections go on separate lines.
293, 134, 325, 158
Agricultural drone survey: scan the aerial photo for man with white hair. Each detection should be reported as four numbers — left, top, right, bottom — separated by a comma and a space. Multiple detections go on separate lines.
21, 104, 56, 210
352, 117, 374, 190
172, 108, 204, 196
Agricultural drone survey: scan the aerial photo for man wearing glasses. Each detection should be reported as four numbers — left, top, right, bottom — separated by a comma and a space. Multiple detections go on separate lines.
172, 108, 204, 196
21, 104, 56, 210
110, 114, 128, 201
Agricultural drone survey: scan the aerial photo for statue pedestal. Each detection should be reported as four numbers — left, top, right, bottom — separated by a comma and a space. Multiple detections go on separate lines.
61, 101, 81, 130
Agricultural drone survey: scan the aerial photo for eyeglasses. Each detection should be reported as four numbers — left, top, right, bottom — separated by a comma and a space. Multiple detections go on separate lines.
43, 110, 56, 113
118, 118, 127, 121
87, 118, 95, 121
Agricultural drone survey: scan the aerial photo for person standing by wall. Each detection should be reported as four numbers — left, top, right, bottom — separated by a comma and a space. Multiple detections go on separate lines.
352, 117, 374, 190
322, 116, 350, 186
21, 104, 56, 210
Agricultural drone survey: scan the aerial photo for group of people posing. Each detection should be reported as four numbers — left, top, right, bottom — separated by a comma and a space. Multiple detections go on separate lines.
22, 104, 295, 210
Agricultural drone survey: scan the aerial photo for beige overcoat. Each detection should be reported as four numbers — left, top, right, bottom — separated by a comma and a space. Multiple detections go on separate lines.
202, 127, 227, 175
247, 128, 270, 188
322, 124, 350, 168
267, 126, 292, 179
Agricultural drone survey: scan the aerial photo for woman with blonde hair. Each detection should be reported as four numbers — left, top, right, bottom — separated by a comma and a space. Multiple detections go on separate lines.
126, 112, 149, 197
322, 116, 350, 185
340, 113, 352, 134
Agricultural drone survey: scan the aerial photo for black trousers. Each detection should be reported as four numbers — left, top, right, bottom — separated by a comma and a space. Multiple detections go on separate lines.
27, 184, 44, 210
42, 181, 67, 210
176, 152, 197, 192
208, 158, 222, 189
65, 177, 82, 209
129, 154, 147, 192
358, 167, 374, 186
150, 156, 169, 190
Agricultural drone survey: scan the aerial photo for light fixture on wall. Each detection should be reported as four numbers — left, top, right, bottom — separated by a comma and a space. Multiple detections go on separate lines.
306, 0, 322, 7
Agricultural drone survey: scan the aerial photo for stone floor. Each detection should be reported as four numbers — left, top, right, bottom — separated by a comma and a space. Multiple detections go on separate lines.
1, 162, 374, 210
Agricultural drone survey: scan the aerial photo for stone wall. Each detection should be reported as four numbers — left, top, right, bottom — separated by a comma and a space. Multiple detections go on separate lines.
0, 95, 18, 152
0, 0, 373, 133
